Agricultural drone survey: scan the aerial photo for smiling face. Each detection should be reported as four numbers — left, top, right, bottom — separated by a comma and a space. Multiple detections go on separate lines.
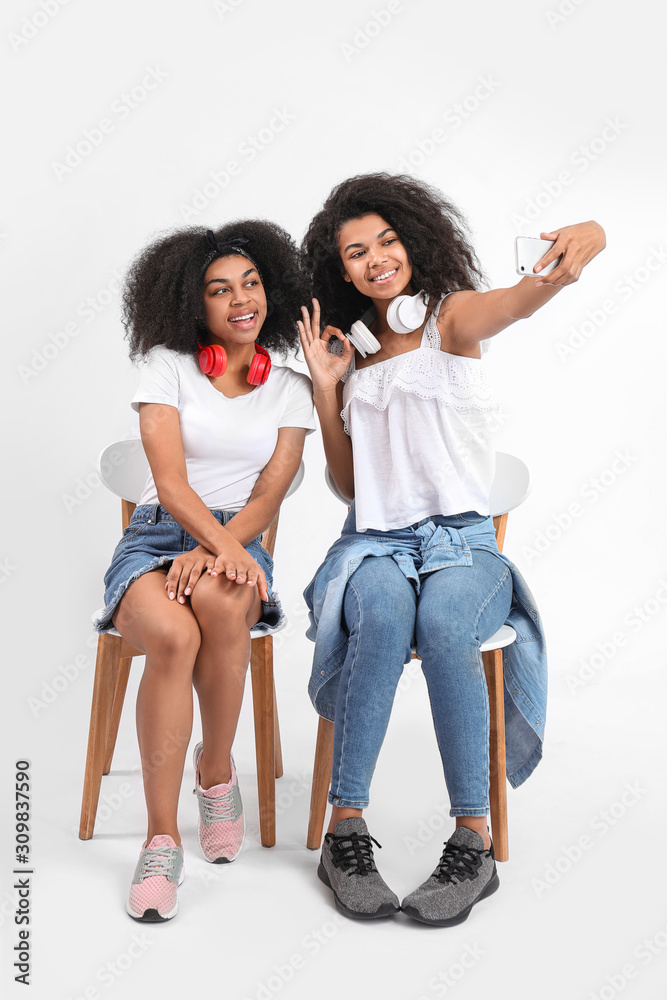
201, 253, 267, 344
338, 213, 414, 300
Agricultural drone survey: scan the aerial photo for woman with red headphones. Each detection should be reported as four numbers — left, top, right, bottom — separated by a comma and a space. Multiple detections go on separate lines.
94, 221, 314, 921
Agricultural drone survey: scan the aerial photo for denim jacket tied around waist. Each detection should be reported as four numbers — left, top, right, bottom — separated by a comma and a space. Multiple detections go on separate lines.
303, 502, 548, 789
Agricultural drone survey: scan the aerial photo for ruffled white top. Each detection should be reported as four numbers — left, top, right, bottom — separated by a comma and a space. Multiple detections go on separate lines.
332, 294, 498, 532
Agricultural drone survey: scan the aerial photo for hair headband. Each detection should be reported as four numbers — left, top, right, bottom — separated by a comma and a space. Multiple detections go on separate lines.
201, 230, 263, 283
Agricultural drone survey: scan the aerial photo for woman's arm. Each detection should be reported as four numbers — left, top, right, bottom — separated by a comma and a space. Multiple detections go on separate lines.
162, 428, 306, 604
140, 402, 271, 599
223, 425, 308, 547
139, 402, 244, 552
313, 380, 355, 501
298, 300, 356, 501
439, 220, 606, 351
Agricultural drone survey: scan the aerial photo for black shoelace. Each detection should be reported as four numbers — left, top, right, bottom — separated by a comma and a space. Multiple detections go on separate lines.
433, 840, 487, 885
329, 831, 382, 877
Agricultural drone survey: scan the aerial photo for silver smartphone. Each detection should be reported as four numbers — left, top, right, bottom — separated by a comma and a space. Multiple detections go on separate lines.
515, 237, 561, 277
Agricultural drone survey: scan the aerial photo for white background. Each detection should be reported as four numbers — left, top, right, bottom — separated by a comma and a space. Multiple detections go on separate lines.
2, 1, 666, 998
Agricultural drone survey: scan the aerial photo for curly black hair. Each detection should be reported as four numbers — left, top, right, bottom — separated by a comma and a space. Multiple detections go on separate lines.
301, 172, 487, 332
123, 219, 310, 361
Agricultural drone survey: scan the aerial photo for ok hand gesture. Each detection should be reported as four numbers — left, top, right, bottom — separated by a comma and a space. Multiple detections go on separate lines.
297, 298, 355, 394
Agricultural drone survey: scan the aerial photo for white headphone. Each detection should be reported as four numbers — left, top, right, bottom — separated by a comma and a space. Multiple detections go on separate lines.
343, 291, 429, 357
386, 290, 428, 334
347, 317, 381, 358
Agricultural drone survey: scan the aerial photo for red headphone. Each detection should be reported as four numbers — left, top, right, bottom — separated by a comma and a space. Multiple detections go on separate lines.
197, 341, 271, 385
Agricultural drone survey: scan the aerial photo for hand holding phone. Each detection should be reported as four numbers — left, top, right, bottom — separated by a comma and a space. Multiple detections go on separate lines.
515, 237, 562, 277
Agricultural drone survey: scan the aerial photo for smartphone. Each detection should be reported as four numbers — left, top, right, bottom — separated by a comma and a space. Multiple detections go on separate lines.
515, 237, 561, 277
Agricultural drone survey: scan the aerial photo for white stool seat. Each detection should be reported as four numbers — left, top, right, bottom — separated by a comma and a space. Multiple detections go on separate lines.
480, 623, 516, 653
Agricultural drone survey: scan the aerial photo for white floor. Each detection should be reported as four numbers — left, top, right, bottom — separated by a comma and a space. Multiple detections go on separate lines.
8, 637, 666, 1000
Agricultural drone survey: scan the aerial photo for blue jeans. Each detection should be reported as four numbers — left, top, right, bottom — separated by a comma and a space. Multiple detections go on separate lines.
329, 512, 513, 815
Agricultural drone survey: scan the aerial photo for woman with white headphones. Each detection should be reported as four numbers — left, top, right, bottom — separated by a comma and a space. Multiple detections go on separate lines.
298, 173, 605, 925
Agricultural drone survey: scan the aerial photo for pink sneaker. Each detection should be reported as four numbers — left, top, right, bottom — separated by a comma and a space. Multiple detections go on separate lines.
126, 834, 184, 921
192, 741, 245, 863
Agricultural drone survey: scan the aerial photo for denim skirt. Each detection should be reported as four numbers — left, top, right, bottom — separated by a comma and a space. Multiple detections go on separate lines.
93, 503, 285, 637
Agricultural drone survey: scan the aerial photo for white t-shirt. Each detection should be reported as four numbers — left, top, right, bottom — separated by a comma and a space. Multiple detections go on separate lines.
131, 346, 316, 510
335, 296, 498, 532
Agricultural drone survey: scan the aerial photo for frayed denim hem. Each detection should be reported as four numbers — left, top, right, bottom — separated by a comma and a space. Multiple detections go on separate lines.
93, 555, 176, 633
94, 559, 286, 638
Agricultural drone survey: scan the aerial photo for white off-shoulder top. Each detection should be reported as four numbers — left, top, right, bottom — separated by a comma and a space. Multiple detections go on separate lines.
332, 294, 499, 532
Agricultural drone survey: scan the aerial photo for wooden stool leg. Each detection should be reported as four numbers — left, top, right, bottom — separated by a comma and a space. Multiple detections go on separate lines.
483, 648, 509, 862
103, 656, 132, 774
307, 716, 335, 850
273, 678, 283, 780
79, 635, 122, 840
250, 637, 275, 847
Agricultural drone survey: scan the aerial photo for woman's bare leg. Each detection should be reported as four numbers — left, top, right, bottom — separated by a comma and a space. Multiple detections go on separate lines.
113, 569, 201, 845
190, 576, 262, 787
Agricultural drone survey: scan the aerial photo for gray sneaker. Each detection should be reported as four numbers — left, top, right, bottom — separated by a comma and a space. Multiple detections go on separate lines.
318, 817, 400, 920
401, 826, 499, 926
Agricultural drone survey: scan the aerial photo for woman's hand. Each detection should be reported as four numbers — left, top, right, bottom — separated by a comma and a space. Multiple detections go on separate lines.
165, 542, 269, 603
533, 221, 606, 286
297, 297, 355, 394
164, 545, 215, 604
